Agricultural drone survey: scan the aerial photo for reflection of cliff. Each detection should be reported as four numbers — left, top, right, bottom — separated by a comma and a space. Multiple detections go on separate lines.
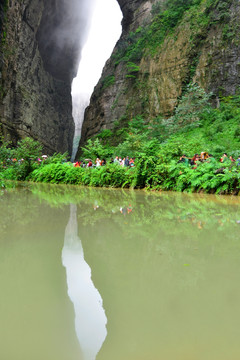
62, 204, 107, 360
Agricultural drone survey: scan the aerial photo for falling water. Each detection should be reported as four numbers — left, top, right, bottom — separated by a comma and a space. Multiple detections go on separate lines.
71, 0, 122, 162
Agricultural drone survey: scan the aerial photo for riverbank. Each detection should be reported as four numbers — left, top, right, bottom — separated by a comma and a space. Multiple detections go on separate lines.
29, 159, 240, 194
1, 88, 240, 194
1, 158, 240, 195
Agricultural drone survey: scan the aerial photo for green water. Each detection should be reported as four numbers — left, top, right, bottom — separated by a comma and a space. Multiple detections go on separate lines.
1, 183, 240, 360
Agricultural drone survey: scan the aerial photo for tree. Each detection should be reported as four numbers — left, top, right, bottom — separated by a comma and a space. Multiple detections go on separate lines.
13, 137, 43, 179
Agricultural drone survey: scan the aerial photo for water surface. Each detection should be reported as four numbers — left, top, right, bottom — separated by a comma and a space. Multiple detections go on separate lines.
1, 184, 240, 360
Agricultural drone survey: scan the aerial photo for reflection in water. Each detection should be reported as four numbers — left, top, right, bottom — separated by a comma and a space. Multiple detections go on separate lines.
3, 185, 240, 359
62, 204, 107, 360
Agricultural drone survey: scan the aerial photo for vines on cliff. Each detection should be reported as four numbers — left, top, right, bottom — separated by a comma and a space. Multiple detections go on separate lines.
113, 0, 203, 67
112, 0, 233, 84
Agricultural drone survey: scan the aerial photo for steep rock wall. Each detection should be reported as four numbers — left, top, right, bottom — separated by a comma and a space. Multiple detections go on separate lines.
80, 0, 240, 147
0, 0, 95, 154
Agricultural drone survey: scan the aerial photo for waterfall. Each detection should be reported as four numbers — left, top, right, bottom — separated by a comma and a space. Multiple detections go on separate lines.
71, 93, 90, 162
71, 0, 122, 162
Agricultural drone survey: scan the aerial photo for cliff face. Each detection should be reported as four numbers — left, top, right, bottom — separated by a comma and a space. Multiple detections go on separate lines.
1, 0, 239, 154
80, 0, 240, 146
0, 0, 95, 154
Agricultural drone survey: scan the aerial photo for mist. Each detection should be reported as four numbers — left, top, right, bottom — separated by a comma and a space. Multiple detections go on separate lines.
37, 0, 98, 81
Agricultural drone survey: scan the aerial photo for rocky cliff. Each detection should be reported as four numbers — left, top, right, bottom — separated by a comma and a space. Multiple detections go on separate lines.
80, 0, 240, 147
1, 0, 240, 155
0, 0, 95, 154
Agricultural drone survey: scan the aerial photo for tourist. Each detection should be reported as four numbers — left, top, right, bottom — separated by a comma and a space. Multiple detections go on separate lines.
200, 152, 208, 161
129, 158, 135, 167
114, 156, 119, 164
96, 158, 101, 167
74, 160, 81, 167
87, 160, 92, 167
236, 155, 240, 166
120, 207, 127, 216
125, 156, 130, 166
220, 153, 228, 163
120, 158, 125, 166
190, 154, 199, 166
178, 154, 189, 166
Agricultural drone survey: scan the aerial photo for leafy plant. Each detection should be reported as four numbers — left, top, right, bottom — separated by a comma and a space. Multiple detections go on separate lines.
81, 138, 114, 160
125, 62, 140, 79
101, 75, 115, 90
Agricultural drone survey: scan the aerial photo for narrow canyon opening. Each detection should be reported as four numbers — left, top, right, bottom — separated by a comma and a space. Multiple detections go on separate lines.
71, 0, 122, 161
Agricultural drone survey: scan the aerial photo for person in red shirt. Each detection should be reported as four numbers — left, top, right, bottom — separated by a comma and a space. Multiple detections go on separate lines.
74, 161, 81, 167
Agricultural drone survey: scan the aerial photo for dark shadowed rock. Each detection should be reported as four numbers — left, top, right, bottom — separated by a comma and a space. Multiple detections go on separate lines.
0, 0, 95, 154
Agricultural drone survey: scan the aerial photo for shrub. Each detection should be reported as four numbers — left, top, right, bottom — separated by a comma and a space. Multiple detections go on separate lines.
44, 152, 69, 165
81, 138, 114, 160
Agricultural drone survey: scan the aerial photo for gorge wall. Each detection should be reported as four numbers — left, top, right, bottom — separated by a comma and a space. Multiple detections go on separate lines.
80, 0, 240, 148
1, 0, 240, 155
0, 0, 95, 154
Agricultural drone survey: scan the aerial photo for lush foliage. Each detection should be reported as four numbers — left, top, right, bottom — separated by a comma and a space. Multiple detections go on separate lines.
1, 85, 240, 195
76, 86, 240, 194
112, 0, 231, 93
0, 137, 43, 180
114, 0, 203, 66
28, 162, 135, 188
81, 138, 114, 160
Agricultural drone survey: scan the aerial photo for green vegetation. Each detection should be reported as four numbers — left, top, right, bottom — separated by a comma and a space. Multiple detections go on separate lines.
101, 75, 115, 90
125, 62, 140, 79
1, 85, 240, 195
114, 0, 203, 66
0, 1, 238, 196
111, 0, 232, 90
0, 137, 42, 182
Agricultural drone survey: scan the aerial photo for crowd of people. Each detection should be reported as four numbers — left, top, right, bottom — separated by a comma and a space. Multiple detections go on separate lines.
178, 152, 240, 168
74, 151, 240, 170
74, 156, 135, 168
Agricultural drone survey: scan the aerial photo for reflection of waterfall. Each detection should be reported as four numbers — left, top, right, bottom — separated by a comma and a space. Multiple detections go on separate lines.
62, 204, 107, 360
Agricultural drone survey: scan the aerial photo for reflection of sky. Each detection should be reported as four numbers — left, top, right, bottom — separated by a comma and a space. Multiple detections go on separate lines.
62, 204, 107, 360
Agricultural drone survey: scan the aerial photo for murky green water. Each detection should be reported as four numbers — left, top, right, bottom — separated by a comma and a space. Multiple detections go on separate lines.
1, 183, 240, 360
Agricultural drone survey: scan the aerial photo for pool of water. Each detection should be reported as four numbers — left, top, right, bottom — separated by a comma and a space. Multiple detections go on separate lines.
1, 183, 240, 360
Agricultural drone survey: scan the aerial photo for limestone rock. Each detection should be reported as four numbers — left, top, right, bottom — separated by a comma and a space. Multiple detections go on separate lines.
80, 0, 240, 148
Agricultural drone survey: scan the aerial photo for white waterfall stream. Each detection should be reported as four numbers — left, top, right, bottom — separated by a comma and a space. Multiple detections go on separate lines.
71, 0, 122, 161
